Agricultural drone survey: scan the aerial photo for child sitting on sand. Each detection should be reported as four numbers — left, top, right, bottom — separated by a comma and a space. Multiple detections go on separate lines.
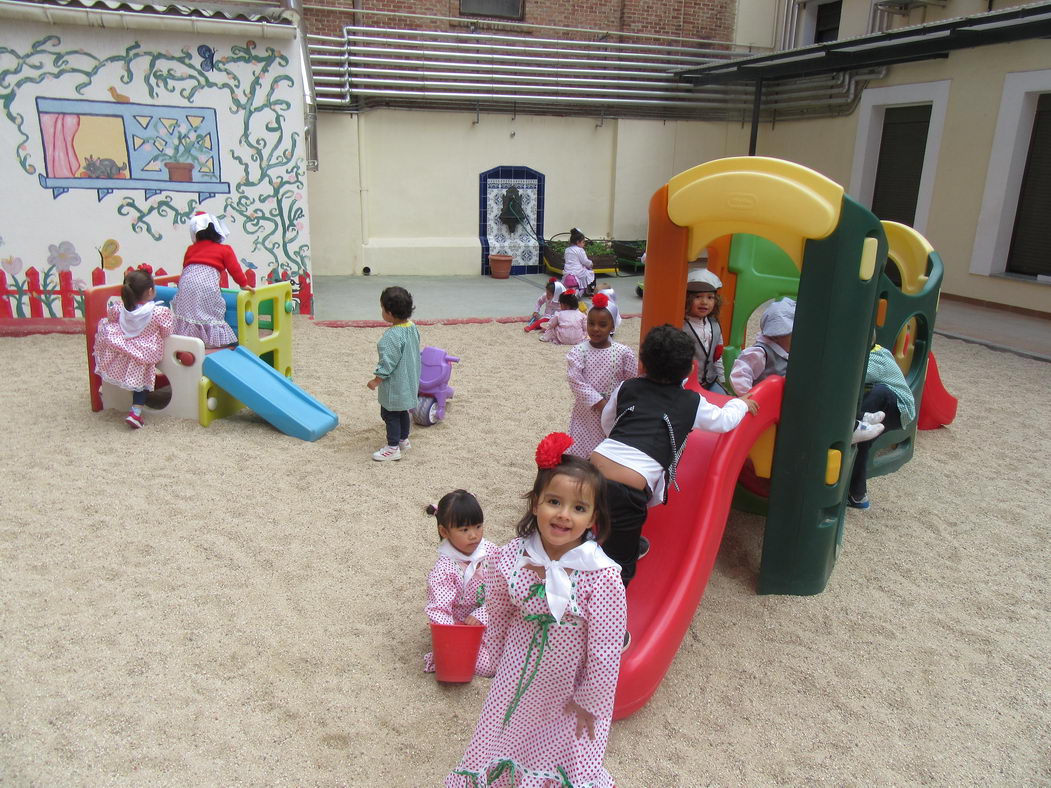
525, 278, 565, 332
540, 289, 588, 345
566, 293, 637, 459
446, 433, 624, 788
424, 490, 496, 676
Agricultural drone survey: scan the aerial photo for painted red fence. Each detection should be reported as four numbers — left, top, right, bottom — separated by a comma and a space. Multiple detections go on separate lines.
2, 265, 313, 320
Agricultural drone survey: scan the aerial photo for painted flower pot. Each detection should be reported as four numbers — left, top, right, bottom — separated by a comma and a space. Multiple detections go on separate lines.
430, 622, 485, 682
487, 253, 512, 279
164, 162, 194, 182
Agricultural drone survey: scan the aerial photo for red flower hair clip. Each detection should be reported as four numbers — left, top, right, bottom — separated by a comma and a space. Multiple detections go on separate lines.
136, 263, 153, 274
535, 432, 573, 469
564, 288, 577, 296
548, 276, 557, 283
591, 292, 609, 310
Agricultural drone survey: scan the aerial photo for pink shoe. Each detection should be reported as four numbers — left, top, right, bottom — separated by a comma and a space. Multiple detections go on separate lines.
126, 410, 144, 429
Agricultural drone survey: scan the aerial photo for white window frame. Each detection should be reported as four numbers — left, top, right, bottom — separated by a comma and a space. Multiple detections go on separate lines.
971, 68, 1051, 277
848, 80, 950, 235
796, 0, 841, 46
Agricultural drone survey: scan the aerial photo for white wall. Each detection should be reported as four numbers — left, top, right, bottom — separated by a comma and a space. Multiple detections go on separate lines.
0, 17, 310, 313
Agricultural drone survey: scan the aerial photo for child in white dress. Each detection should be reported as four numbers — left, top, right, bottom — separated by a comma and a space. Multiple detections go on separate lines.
446, 434, 626, 788
562, 228, 595, 294
540, 290, 588, 345
424, 490, 496, 675
525, 278, 565, 332
93, 266, 174, 429
566, 293, 638, 459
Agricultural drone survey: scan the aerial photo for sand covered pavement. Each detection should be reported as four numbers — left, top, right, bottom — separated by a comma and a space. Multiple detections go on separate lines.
1, 316, 1049, 786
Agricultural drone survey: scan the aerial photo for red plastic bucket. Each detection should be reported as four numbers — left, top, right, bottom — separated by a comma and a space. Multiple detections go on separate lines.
430, 623, 485, 682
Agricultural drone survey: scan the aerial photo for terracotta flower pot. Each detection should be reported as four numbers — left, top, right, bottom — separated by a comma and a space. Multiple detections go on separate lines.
488, 253, 512, 279
164, 162, 194, 182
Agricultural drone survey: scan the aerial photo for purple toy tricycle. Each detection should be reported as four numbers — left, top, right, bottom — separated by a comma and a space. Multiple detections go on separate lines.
412, 346, 460, 426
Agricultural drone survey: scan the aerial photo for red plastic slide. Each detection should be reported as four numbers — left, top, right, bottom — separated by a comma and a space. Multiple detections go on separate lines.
613, 375, 784, 719
917, 351, 958, 430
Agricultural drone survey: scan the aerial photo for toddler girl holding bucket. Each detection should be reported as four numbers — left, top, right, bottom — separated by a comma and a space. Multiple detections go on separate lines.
445, 434, 626, 788
425, 490, 496, 678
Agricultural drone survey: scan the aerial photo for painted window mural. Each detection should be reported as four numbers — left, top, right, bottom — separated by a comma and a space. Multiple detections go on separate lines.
0, 33, 311, 319
36, 98, 230, 202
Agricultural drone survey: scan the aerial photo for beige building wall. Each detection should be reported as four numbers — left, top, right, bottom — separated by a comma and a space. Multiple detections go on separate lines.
309, 111, 741, 277
752, 38, 1049, 314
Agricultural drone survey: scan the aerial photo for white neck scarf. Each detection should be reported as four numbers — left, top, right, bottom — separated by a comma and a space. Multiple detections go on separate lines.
517, 532, 618, 623
437, 538, 488, 586
118, 300, 156, 339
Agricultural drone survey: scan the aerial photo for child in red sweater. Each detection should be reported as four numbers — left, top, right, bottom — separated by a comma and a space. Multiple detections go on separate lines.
171, 211, 253, 347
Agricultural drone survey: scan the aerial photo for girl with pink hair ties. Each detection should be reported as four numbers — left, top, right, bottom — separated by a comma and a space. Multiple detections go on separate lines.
445, 433, 625, 788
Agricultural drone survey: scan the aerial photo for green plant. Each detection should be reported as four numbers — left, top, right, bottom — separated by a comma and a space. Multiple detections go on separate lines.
545, 239, 614, 257
145, 120, 213, 167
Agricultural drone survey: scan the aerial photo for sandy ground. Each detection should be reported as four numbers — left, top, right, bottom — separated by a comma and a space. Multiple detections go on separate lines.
1, 317, 1049, 787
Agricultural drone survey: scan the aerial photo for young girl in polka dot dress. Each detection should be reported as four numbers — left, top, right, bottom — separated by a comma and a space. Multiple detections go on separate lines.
93, 266, 174, 429
565, 293, 638, 459
171, 211, 252, 348
424, 490, 497, 676
446, 433, 626, 788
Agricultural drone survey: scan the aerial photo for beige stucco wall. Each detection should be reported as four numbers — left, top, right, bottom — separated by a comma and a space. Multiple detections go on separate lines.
750, 39, 1050, 314
308, 37, 1049, 314
308, 110, 741, 277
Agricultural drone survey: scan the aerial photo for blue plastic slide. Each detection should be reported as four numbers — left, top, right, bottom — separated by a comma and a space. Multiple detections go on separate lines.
203, 347, 338, 442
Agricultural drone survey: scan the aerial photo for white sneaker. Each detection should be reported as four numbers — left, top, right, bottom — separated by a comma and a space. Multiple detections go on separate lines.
862, 411, 886, 425
851, 421, 885, 445
372, 445, 402, 462
399, 438, 411, 451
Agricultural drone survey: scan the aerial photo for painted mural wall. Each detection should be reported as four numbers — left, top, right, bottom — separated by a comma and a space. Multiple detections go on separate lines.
306, 109, 743, 277
0, 21, 312, 319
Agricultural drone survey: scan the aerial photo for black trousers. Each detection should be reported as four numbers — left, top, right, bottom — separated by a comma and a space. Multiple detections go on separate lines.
602, 480, 650, 586
850, 383, 903, 499
380, 406, 411, 446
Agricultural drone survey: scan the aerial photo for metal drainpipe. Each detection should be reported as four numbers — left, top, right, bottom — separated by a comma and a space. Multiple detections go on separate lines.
749, 78, 763, 155
284, 0, 319, 171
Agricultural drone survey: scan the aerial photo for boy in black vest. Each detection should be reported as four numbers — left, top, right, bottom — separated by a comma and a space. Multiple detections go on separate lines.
590, 325, 758, 591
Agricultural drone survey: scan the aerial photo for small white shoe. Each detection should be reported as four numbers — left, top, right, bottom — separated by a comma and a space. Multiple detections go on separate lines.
862, 411, 886, 425
372, 445, 402, 462
851, 421, 885, 445
399, 438, 411, 451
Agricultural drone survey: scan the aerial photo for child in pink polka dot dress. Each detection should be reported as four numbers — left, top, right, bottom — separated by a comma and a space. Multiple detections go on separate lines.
446, 434, 626, 788
424, 490, 497, 676
93, 266, 174, 429
565, 292, 638, 459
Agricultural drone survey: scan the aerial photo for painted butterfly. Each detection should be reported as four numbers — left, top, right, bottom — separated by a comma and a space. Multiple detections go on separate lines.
198, 45, 215, 72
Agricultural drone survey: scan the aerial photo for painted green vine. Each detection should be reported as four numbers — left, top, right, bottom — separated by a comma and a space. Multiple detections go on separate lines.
0, 35, 309, 283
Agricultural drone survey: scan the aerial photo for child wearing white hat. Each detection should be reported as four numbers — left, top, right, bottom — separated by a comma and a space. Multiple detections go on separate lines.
171, 211, 253, 348
684, 267, 727, 393
730, 297, 795, 395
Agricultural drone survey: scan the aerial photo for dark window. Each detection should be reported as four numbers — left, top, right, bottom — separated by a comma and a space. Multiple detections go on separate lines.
870, 104, 932, 227
1007, 92, 1051, 277
460, 0, 524, 20
814, 1, 842, 43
